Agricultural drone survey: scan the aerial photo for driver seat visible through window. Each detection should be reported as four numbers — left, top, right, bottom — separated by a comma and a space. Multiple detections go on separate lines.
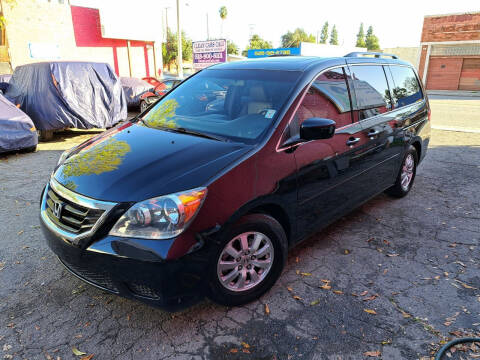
241, 84, 272, 115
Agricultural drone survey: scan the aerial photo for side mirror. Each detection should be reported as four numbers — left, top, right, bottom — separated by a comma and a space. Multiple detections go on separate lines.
300, 118, 336, 141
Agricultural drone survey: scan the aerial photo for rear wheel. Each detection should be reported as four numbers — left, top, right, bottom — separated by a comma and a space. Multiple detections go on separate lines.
207, 214, 288, 307
385, 145, 418, 198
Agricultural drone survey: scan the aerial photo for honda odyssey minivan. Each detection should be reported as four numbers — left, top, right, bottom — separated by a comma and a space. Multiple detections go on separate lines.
40, 53, 430, 310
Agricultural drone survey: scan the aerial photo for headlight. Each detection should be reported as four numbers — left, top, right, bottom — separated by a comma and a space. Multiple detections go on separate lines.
57, 150, 70, 166
109, 187, 207, 239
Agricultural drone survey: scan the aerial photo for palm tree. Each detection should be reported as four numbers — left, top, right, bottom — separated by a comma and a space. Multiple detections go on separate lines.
219, 6, 227, 37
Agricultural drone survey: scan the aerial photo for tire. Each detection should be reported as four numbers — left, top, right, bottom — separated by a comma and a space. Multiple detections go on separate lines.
140, 100, 148, 113
22, 145, 37, 153
206, 213, 288, 307
385, 145, 418, 198
38, 130, 54, 142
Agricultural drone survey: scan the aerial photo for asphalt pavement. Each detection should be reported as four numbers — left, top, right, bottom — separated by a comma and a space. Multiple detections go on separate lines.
0, 100, 479, 359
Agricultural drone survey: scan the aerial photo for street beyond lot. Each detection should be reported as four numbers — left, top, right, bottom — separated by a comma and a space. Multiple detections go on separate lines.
0, 103, 479, 359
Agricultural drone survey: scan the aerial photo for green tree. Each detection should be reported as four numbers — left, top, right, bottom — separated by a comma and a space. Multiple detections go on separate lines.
365, 25, 380, 50
329, 25, 338, 45
320, 22, 329, 44
280, 28, 316, 48
219, 6, 227, 36
227, 40, 239, 55
355, 23, 366, 48
242, 34, 273, 56
162, 28, 193, 71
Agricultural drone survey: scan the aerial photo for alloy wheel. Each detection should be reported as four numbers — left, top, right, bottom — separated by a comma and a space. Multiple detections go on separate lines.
217, 231, 274, 292
400, 153, 415, 191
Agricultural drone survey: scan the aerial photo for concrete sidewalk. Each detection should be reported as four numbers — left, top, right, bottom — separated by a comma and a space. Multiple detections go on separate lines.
427, 90, 480, 98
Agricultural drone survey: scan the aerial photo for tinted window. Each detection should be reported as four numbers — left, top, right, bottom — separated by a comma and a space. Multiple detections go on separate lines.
389, 66, 423, 107
349, 65, 391, 120
284, 68, 352, 142
142, 69, 302, 144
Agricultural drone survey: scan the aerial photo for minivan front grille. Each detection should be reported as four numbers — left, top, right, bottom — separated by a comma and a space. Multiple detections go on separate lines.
40, 179, 116, 243
45, 189, 104, 235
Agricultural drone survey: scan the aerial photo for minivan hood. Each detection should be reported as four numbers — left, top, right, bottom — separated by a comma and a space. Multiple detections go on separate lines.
54, 122, 252, 202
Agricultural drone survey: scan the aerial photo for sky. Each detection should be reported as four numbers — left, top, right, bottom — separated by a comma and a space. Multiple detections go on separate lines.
71, 0, 480, 50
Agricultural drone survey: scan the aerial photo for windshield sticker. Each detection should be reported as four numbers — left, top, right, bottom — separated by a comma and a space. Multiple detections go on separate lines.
265, 109, 276, 119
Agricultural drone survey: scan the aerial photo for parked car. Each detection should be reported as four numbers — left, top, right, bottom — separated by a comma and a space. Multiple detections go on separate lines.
40, 54, 430, 310
0, 74, 12, 94
139, 77, 183, 112
0, 92, 38, 153
5, 62, 127, 141
120, 77, 154, 108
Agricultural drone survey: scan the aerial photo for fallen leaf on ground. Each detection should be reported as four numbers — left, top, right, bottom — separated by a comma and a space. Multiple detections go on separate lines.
363, 294, 378, 301
386, 253, 399, 257
264, 303, 270, 315
343, 249, 350, 255
293, 295, 302, 301
242, 349, 250, 353
360, 290, 368, 296
333, 290, 343, 295
295, 257, 299, 263
287, 286, 293, 292
300, 272, 312, 276
241, 342, 250, 349
310, 300, 319, 306
320, 279, 330, 284
80, 355, 94, 360
364, 309, 377, 315
229, 348, 238, 353
295, 270, 300, 274
455, 280, 477, 289
364, 350, 381, 357
320, 284, 331, 290
72, 346, 87, 356
17, 230, 24, 236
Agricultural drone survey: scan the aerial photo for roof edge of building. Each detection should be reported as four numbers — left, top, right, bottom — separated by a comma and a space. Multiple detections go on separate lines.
424, 10, 480, 18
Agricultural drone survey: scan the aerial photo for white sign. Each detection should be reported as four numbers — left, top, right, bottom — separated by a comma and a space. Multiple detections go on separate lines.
28, 43, 60, 59
193, 39, 227, 70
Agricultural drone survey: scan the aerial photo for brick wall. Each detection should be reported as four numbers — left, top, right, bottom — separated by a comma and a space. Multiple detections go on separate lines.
421, 12, 480, 43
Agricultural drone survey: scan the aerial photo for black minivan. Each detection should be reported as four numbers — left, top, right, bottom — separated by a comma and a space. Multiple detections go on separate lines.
40, 53, 430, 310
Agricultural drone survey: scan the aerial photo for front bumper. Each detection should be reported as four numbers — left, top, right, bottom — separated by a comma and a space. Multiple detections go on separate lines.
42, 222, 211, 310
40, 184, 212, 311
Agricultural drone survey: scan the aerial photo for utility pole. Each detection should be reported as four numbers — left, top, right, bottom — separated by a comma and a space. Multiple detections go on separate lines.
206, 13, 210, 40
164, 7, 170, 36
176, 0, 183, 78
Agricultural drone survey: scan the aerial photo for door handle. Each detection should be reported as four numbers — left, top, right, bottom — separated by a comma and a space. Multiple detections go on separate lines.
368, 129, 381, 136
346, 137, 360, 146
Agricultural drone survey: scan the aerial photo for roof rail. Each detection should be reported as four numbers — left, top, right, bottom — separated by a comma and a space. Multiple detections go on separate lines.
344, 52, 398, 59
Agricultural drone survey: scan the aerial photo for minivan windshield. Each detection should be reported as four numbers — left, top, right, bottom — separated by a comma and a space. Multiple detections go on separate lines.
140, 68, 302, 144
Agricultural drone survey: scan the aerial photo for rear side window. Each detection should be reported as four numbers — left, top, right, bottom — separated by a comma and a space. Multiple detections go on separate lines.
349, 65, 392, 120
388, 66, 423, 108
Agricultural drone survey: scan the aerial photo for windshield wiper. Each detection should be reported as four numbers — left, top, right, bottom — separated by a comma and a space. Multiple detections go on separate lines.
167, 127, 228, 142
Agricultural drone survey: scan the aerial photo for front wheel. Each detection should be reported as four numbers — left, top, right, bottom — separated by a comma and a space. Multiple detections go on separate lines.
140, 100, 148, 113
385, 145, 418, 198
207, 214, 288, 307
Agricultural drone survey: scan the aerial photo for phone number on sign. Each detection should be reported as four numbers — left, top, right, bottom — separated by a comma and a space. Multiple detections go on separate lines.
194, 52, 224, 61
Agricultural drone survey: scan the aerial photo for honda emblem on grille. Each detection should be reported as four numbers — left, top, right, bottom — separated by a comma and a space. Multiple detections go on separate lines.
53, 200, 63, 219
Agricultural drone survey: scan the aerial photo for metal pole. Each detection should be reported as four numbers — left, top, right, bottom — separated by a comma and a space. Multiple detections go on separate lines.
152, 42, 158, 78
206, 13, 209, 40
126, 40, 132, 77
164, 7, 169, 34
176, 0, 183, 78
